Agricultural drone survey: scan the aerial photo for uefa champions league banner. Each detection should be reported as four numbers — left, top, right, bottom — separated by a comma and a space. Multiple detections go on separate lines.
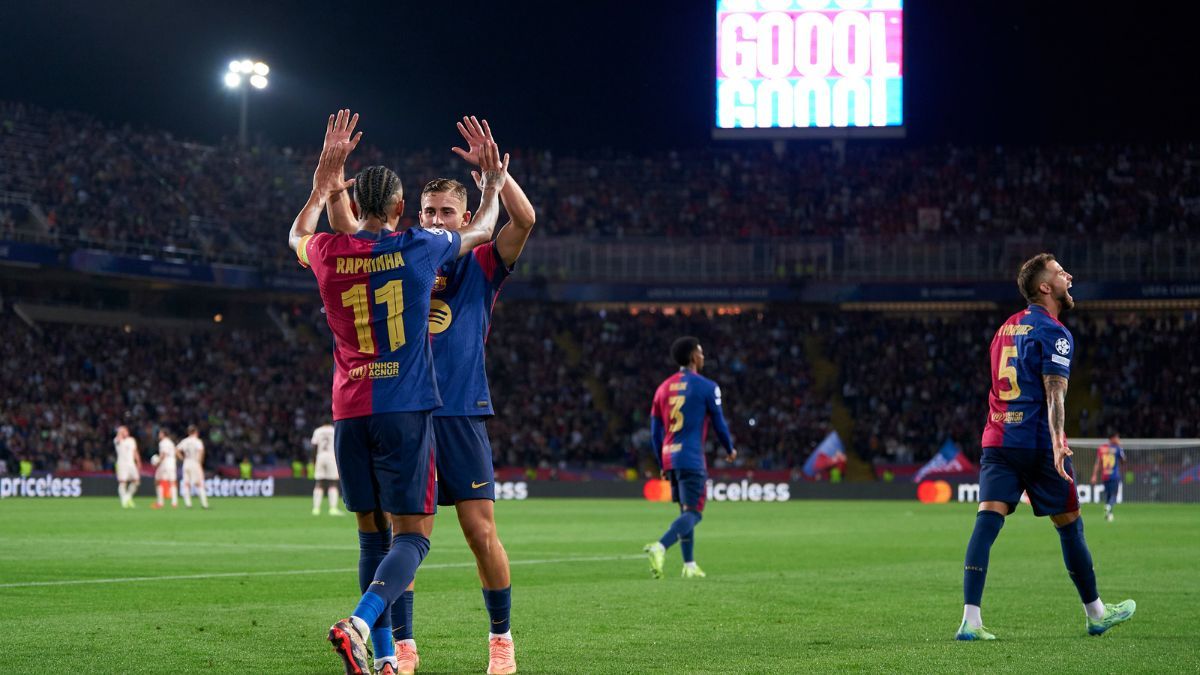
0, 240, 61, 266
67, 249, 261, 288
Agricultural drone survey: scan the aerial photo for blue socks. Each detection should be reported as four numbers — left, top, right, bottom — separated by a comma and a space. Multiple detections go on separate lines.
1057, 518, 1099, 604
391, 590, 414, 641
483, 587, 512, 635
679, 531, 695, 563
659, 510, 702, 549
963, 510, 1005, 606
358, 530, 391, 594
356, 530, 394, 659
352, 533, 430, 639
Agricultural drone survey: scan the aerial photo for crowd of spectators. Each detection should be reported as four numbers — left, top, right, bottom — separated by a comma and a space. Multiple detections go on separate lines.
0, 315, 332, 475
6, 298, 1194, 478
3, 101, 1198, 270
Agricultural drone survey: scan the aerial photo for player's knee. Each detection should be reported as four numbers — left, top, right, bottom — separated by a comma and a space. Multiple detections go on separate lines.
463, 521, 496, 555
1051, 510, 1081, 528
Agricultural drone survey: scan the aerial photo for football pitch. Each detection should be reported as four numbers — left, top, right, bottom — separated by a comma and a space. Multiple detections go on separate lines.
0, 498, 1196, 674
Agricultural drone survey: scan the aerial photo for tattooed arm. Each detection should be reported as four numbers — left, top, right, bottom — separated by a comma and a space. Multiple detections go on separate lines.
1044, 374, 1073, 481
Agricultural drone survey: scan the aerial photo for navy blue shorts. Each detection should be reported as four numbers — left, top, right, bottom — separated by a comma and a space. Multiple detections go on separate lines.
335, 411, 437, 515
1104, 477, 1121, 505
980, 447, 1079, 517
433, 416, 495, 506
667, 469, 708, 513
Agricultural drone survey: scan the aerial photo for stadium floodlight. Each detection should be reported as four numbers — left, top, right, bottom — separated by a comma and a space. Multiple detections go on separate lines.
224, 58, 270, 146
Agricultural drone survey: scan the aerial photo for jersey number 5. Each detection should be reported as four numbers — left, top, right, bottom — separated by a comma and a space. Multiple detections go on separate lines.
340, 280, 406, 354
668, 395, 686, 433
997, 345, 1021, 401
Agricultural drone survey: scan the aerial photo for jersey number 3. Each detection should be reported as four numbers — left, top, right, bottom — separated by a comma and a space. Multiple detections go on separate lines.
668, 395, 686, 433
997, 345, 1021, 401
340, 281, 406, 354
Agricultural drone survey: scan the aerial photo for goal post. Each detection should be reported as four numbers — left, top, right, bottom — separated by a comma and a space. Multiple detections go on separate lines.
1070, 438, 1200, 504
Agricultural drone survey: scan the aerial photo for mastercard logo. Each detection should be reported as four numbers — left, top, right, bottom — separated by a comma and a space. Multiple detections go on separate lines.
643, 480, 672, 502
917, 480, 952, 504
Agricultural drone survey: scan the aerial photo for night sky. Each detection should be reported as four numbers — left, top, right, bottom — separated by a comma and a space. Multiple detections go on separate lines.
0, 1, 1192, 151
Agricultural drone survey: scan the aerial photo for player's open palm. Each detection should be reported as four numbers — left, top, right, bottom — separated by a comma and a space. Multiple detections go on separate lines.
477, 139, 510, 194
451, 115, 495, 166
313, 109, 361, 197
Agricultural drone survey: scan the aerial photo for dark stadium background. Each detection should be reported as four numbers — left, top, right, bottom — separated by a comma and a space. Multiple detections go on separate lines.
1, 1, 1193, 148
1, 1, 1197, 485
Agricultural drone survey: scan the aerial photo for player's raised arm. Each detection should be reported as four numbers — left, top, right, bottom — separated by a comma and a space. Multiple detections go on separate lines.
455, 138, 509, 257
289, 110, 361, 251
1044, 374, 1072, 481
325, 112, 362, 235
452, 116, 536, 265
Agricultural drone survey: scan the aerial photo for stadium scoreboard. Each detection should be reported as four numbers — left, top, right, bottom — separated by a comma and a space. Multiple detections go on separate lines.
715, 0, 904, 139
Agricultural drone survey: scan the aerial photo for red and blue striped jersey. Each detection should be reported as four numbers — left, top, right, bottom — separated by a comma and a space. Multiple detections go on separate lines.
650, 370, 734, 471
429, 241, 512, 417
297, 227, 461, 421
1096, 443, 1125, 481
981, 305, 1075, 449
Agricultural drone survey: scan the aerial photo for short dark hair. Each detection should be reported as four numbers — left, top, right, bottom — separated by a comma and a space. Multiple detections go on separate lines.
1017, 253, 1056, 303
421, 178, 468, 208
353, 166, 403, 219
187, 425, 198, 435
671, 336, 700, 367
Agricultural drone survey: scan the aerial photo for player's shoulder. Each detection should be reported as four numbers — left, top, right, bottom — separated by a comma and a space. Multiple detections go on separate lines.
409, 225, 456, 244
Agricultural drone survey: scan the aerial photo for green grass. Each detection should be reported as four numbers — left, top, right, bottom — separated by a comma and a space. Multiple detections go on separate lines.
0, 498, 1196, 673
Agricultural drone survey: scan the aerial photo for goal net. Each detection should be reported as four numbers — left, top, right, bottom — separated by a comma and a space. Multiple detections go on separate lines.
1070, 438, 1200, 504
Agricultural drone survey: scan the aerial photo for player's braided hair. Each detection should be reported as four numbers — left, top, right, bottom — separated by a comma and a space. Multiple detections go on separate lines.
1017, 252, 1056, 303
421, 178, 468, 208
353, 166, 403, 219
671, 336, 700, 367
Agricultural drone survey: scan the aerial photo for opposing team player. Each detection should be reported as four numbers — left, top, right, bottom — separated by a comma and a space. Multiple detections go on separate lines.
151, 428, 179, 509
290, 110, 506, 675
177, 425, 208, 509
643, 337, 736, 580
957, 253, 1135, 641
1089, 432, 1125, 522
311, 421, 343, 516
113, 425, 141, 508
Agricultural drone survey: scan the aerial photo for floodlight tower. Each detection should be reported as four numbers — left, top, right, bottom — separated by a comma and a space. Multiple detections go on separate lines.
224, 59, 269, 147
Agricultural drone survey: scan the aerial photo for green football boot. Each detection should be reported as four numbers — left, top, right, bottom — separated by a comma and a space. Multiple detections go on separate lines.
1087, 599, 1136, 636
643, 542, 665, 579
681, 564, 706, 579
955, 620, 996, 641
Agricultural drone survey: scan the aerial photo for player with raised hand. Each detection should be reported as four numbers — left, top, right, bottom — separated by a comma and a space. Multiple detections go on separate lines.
290, 109, 507, 675
113, 425, 141, 509
374, 116, 533, 675
644, 337, 736, 580
957, 254, 1135, 641
177, 425, 208, 509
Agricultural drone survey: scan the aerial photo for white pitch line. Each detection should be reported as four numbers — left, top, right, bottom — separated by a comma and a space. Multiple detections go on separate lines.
0, 554, 643, 589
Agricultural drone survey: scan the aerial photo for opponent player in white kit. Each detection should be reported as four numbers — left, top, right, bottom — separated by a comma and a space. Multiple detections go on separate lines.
311, 422, 343, 516
152, 428, 180, 509
113, 426, 141, 509
177, 425, 209, 509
